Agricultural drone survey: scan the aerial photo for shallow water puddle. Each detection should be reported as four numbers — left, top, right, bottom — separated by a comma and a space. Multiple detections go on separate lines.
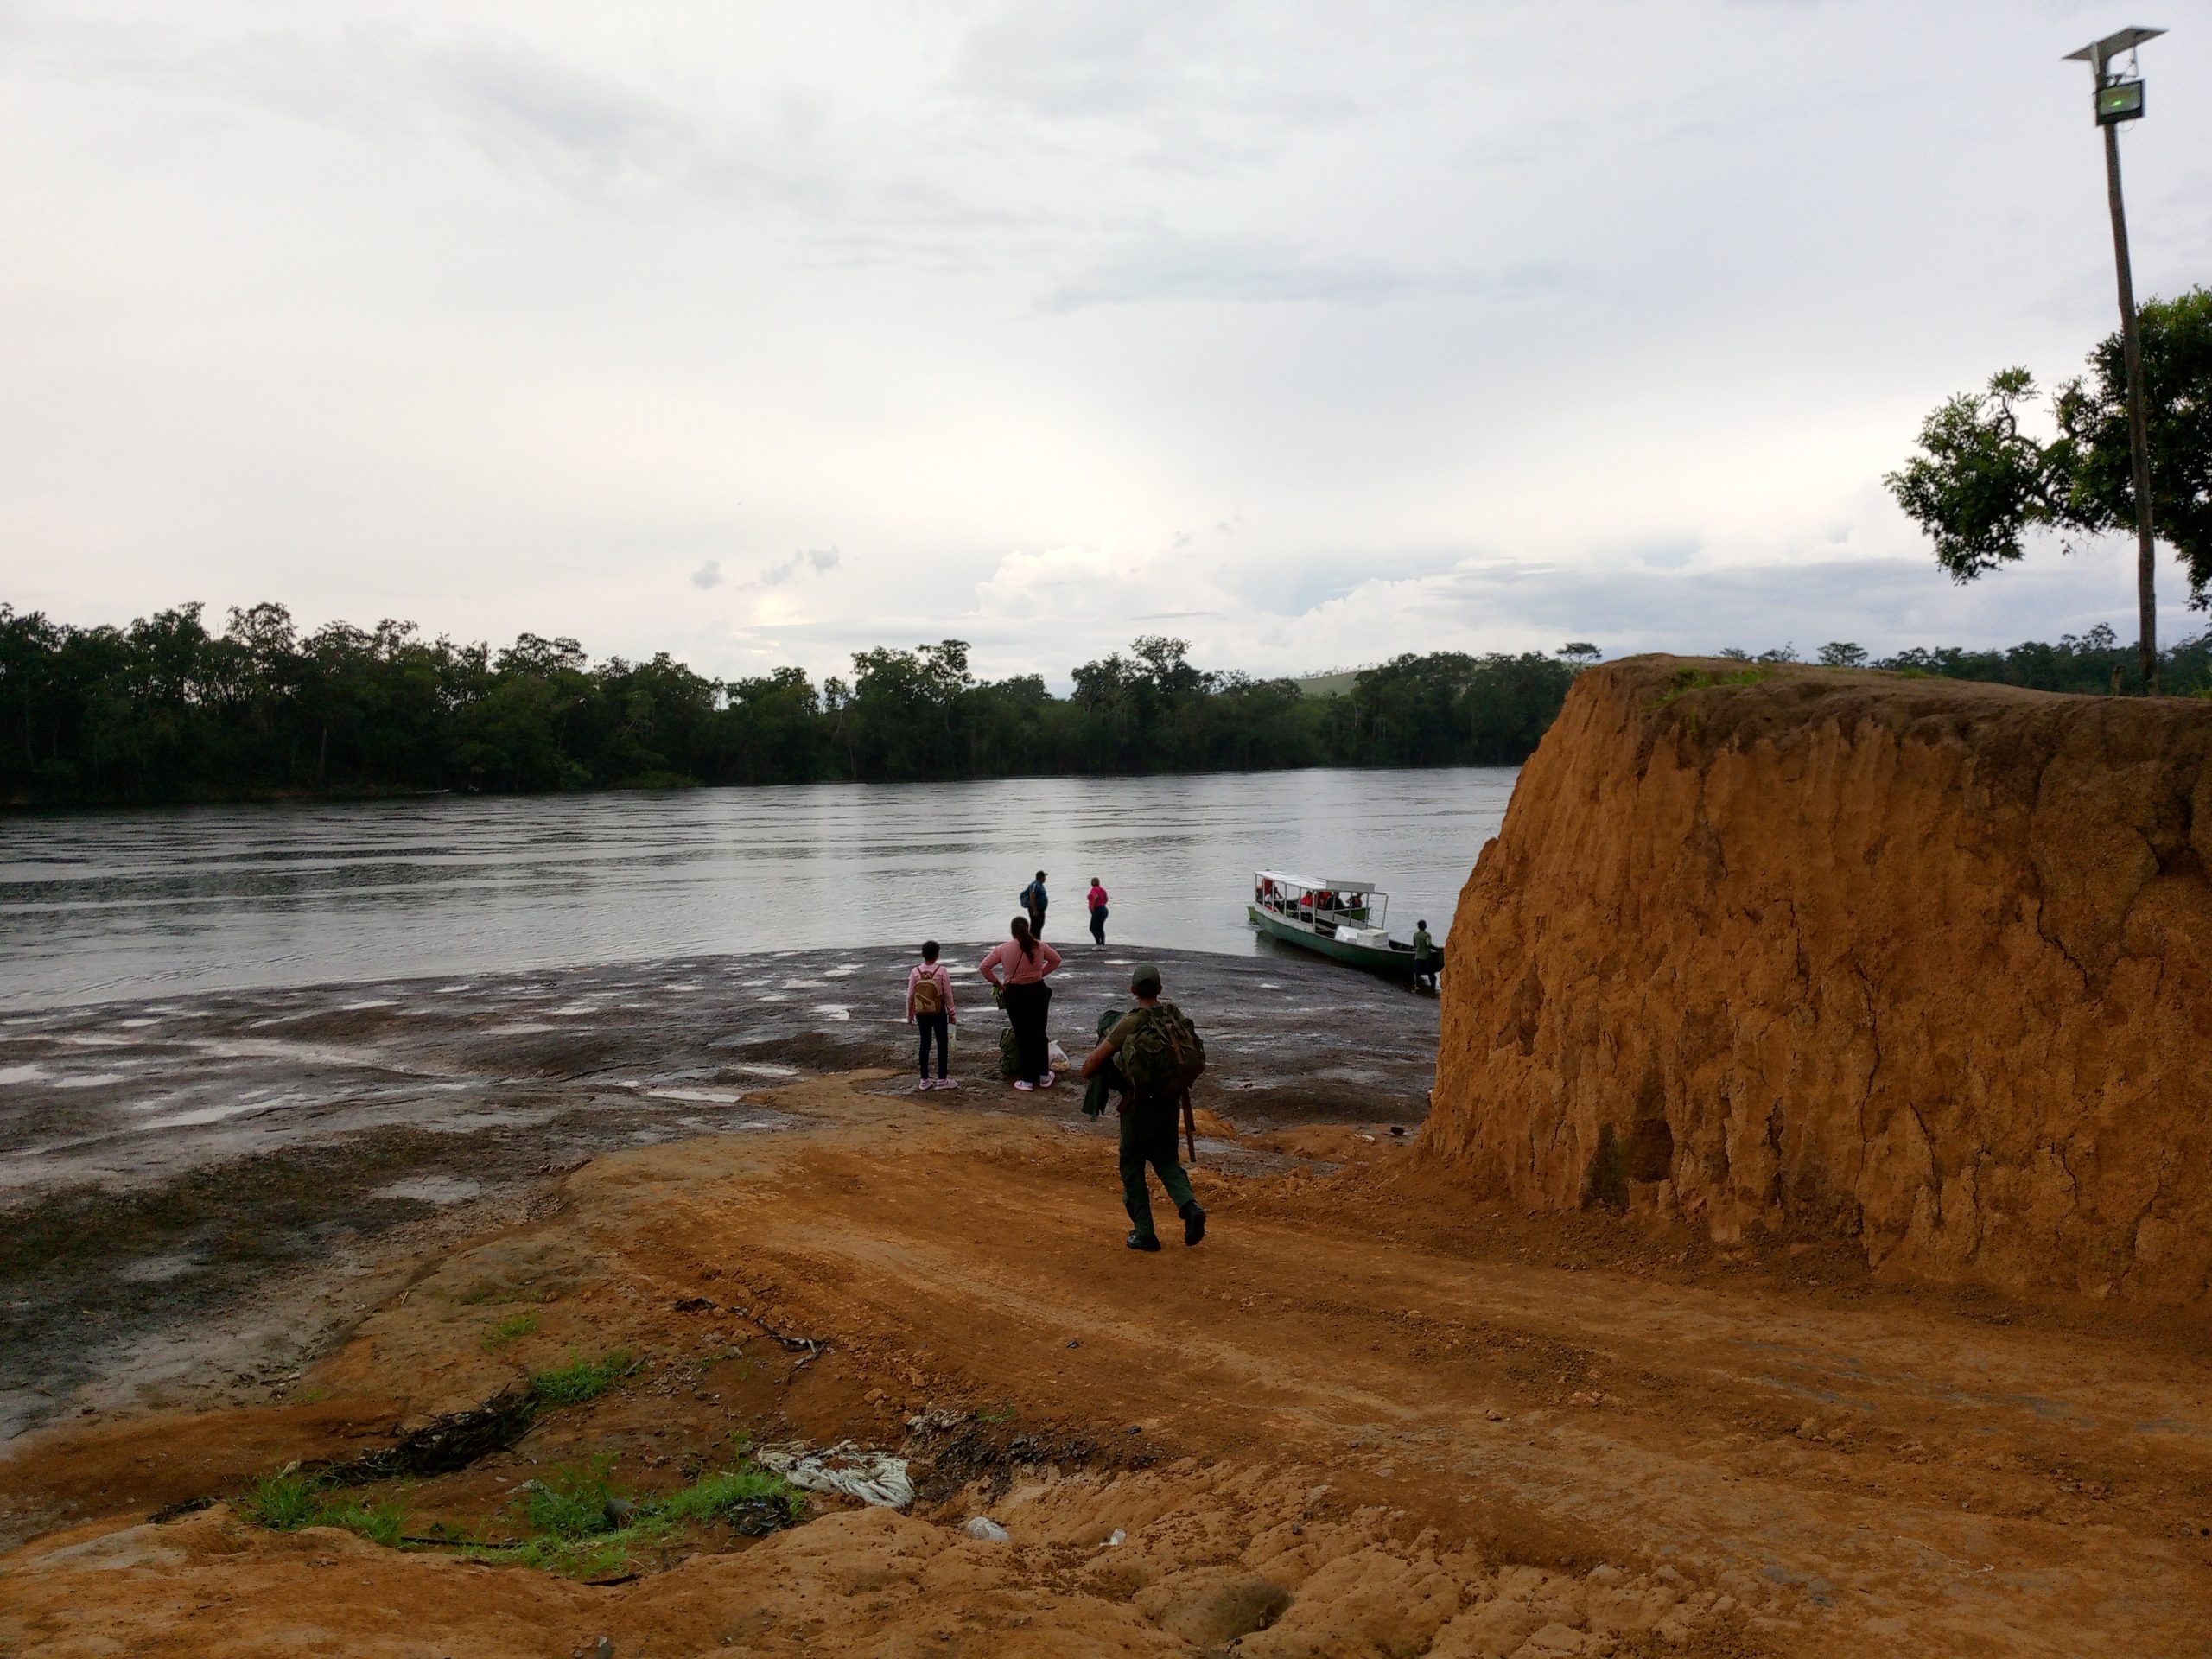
372, 1175, 484, 1205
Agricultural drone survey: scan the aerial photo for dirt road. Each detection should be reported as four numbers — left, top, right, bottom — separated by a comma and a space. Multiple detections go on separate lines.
4, 1071, 2209, 1657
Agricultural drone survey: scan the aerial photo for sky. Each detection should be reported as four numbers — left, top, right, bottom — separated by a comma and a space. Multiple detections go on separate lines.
3, 1, 2208, 686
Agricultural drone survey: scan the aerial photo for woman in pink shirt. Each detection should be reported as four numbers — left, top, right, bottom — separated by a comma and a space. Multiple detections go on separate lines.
1085, 876, 1109, 948
978, 916, 1063, 1090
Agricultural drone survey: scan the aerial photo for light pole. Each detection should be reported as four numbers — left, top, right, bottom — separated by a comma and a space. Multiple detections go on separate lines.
2064, 25, 2164, 694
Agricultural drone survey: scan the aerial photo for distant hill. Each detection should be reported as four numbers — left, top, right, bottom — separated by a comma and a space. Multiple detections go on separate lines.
1292, 668, 1372, 699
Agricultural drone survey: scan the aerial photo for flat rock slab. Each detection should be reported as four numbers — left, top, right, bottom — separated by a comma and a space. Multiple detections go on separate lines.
0, 944, 1434, 1440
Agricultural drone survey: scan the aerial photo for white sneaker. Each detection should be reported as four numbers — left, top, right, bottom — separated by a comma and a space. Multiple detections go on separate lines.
938, 1077, 958, 1089
1014, 1080, 1035, 1092
1040, 1071, 1058, 1089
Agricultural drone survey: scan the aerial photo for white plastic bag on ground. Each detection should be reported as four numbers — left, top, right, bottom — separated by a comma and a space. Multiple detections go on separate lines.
1048, 1040, 1071, 1069
964, 1516, 1011, 1542
755, 1441, 914, 1510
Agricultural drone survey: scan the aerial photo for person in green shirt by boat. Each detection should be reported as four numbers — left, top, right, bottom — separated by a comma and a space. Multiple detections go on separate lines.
1080, 963, 1208, 1252
1412, 919, 1438, 993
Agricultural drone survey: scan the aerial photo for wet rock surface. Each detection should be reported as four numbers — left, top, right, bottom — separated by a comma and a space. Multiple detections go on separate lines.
0, 944, 1434, 1440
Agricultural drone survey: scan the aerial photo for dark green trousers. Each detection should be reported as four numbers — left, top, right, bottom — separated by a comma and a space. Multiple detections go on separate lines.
1120, 1096, 1195, 1241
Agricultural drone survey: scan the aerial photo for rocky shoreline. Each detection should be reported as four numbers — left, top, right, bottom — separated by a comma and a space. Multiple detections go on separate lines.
0, 944, 1438, 1444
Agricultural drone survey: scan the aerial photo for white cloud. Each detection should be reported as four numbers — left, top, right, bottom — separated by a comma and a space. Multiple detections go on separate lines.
690, 558, 723, 589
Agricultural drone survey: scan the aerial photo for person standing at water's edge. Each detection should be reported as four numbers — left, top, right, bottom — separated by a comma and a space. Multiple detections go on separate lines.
906, 940, 957, 1090
1082, 963, 1207, 1253
1021, 870, 1049, 940
1412, 919, 1437, 993
1086, 874, 1109, 948
979, 917, 1061, 1091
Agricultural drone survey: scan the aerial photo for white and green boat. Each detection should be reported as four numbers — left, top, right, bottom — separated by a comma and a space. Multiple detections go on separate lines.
1247, 870, 1441, 983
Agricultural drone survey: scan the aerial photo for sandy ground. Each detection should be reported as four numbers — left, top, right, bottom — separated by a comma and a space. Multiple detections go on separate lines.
4, 1066, 2209, 1658
0, 944, 1433, 1443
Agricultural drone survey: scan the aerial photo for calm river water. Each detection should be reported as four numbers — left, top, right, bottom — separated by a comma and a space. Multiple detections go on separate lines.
0, 766, 1516, 1010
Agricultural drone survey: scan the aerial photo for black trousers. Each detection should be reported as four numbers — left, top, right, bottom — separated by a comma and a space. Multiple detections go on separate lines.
1001, 981, 1052, 1083
1089, 906, 1107, 945
1120, 1096, 1195, 1239
915, 1013, 948, 1078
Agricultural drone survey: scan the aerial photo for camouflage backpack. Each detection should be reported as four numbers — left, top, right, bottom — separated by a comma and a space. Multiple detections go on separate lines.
1117, 1002, 1205, 1100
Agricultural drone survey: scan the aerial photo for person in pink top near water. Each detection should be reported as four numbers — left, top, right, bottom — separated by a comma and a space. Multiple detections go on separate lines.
1086, 875, 1109, 947
906, 939, 957, 1090
978, 915, 1063, 1090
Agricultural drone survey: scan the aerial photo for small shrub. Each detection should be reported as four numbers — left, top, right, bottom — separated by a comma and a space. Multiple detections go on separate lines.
528, 1350, 638, 1407
481, 1313, 539, 1351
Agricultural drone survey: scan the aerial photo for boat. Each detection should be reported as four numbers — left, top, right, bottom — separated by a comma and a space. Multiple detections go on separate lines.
1246, 870, 1441, 983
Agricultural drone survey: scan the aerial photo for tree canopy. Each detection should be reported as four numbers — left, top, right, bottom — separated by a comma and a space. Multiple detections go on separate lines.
1885, 287, 2212, 601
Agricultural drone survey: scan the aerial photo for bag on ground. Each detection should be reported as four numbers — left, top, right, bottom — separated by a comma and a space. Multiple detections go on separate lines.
1117, 1002, 1205, 1098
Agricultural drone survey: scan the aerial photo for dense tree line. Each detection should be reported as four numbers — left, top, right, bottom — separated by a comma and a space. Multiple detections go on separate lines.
1727, 626, 2212, 697
9, 601, 2202, 808
0, 602, 1579, 805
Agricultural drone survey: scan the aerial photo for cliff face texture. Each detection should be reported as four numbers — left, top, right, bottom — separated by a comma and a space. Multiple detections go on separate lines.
1427, 658, 2212, 1302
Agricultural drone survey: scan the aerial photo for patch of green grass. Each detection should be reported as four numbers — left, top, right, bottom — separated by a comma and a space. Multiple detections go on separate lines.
289, 1385, 329, 1405
977, 1400, 1020, 1425
242, 1466, 325, 1530
1648, 664, 1768, 711
481, 1313, 539, 1351
652, 1465, 799, 1526
240, 1466, 410, 1546
497, 1533, 639, 1578
527, 1349, 639, 1407
314, 1493, 410, 1548
520, 1455, 622, 1539
245, 1443, 804, 1584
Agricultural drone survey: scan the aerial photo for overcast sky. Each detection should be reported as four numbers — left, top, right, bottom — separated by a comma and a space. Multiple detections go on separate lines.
3, 2, 2207, 683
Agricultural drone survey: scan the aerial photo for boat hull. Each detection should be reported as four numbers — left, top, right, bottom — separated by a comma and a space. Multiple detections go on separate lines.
1248, 905, 1440, 982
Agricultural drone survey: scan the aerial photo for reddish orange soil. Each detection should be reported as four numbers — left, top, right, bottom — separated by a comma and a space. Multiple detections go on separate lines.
4, 1072, 2209, 1657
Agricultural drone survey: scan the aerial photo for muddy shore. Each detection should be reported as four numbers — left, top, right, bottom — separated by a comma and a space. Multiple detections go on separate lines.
0, 944, 1435, 1445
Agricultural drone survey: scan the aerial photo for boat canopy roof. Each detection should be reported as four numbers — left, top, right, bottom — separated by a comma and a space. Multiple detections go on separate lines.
1254, 870, 1382, 892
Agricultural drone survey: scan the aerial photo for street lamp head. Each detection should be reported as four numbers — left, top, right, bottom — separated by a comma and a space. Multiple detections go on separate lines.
2064, 25, 2164, 71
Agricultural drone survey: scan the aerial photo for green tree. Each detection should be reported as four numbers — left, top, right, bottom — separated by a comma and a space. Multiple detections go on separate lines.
1885, 287, 2212, 692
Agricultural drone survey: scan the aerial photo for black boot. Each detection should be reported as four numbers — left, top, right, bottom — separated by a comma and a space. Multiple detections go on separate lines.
1179, 1200, 1206, 1247
1126, 1230, 1161, 1252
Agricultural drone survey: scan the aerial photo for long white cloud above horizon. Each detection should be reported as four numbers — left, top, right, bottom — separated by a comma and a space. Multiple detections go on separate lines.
0, 1, 2206, 683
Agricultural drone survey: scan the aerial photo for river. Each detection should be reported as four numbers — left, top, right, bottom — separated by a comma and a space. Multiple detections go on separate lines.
0, 766, 1516, 1010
